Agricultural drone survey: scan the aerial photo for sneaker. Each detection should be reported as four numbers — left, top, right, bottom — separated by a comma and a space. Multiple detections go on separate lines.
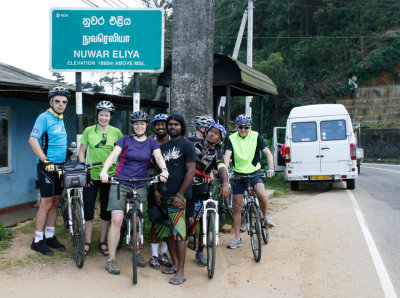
227, 238, 242, 249
158, 253, 169, 266
105, 259, 120, 275
195, 251, 207, 267
31, 239, 54, 256
45, 236, 66, 251
263, 216, 276, 228
137, 252, 146, 268
150, 256, 160, 269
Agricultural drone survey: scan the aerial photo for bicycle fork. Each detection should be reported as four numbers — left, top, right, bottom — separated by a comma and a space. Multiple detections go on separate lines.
66, 188, 85, 236
201, 198, 219, 246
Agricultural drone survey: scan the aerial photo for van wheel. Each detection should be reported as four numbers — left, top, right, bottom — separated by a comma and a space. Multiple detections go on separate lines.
346, 179, 355, 190
290, 181, 299, 191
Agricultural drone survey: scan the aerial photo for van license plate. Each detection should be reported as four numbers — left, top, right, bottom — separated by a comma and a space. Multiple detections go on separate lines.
311, 175, 333, 180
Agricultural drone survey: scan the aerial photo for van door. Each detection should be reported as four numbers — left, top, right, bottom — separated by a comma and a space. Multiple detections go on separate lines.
319, 118, 351, 173
273, 127, 286, 172
289, 119, 321, 173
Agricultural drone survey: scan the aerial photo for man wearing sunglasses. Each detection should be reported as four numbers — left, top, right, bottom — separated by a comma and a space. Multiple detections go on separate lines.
28, 86, 70, 256
224, 114, 276, 249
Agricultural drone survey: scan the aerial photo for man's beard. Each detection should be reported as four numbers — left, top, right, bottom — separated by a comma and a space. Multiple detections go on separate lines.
156, 130, 168, 139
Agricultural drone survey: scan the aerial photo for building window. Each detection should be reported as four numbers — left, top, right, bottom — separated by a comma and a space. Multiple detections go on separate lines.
0, 107, 12, 173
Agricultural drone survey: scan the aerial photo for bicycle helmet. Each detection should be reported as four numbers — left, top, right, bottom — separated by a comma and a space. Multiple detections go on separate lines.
48, 86, 71, 100
152, 113, 169, 124
96, 100, 115, 114
130, 110, 150, 124
235, 114, 252, 126
208, 121, 227, 139
195, 115, 214, 131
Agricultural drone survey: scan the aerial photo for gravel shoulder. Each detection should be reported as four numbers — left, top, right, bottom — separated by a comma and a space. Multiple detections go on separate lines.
0, 183, 384, 297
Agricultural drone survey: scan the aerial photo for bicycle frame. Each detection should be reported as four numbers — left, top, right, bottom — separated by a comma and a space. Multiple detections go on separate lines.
125, 191, 144, 250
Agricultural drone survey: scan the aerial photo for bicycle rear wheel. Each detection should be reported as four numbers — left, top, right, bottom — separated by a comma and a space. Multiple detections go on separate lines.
260, 211, 270, 244
60, 190, 69, 229
130, 210, 138, 285
206, 212, 216, 279
224, 194, 234, 222
71, 199, 85, 268
248, 204, 262, 262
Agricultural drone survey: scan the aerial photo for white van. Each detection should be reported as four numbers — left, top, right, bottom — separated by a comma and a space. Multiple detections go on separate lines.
273, 104, 358, 190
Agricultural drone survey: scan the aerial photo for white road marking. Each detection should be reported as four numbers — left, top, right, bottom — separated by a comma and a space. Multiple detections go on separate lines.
347, 190, 398, 298
362, 166, 400, 174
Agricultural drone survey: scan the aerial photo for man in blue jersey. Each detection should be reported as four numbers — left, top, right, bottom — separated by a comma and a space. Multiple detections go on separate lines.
28, 86, 70, 256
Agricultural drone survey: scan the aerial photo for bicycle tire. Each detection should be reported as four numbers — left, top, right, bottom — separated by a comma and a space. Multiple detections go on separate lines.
206, 212, 216, 279
260, 210, 270, 244
131, 210, 138, 285
71, 199, 85, 268
60, 190, 69, 229
248, 203, 262, 262
224, 194, 234, 222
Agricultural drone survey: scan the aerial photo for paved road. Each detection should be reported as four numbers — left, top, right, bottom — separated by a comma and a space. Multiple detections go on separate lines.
355, 163, 400, 296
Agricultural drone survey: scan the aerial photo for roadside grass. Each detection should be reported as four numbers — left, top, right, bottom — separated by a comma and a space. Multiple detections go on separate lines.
364, 157, 400, 164
266, 172, 290, 196
0, 222, 15, 251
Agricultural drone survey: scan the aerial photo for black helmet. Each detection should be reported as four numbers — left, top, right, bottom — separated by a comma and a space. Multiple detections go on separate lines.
130, 111, 150, 123
48, 86, 71, 100
96, 100, 115, 114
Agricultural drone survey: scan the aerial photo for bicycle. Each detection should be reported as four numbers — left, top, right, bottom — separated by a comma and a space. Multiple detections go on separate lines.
109, 175, 161, 285
56, 162, 101, 268
230, 172, 270, 262
212, 181, 233, 231
187, 181, 220, 279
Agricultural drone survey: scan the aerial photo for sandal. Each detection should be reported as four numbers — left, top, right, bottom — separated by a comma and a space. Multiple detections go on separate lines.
99, 241, 109, 256
169, 276, 187, 285
84, 242, 91, 256
162, 267, 177, 275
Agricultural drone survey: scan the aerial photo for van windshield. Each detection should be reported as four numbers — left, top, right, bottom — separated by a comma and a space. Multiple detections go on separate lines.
292, 122, 317, 142
321, 119, 346, 141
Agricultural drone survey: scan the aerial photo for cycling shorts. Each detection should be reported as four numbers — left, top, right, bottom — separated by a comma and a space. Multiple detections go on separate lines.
37, 164, 63, 197
231, 170, 263, 195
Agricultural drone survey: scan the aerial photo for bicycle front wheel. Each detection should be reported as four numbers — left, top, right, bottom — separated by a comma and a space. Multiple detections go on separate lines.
249, 204, 262, 262
71, 199, 85, 268
130, 210, 138, 285
206, 212, 216, 279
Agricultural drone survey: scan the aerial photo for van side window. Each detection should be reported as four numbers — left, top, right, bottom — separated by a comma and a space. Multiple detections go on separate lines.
321, 120, 346, 141
292, 122, 317, 142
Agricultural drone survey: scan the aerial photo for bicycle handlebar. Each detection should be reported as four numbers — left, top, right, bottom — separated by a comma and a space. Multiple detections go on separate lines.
109, 175, 161, 186
55, 162, 102, 171
230, 172, 268, 180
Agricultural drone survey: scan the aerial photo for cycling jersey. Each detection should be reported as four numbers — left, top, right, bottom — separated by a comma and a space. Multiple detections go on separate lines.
225, 130, 267, 174
189, 138, 225, 186
80, 124, 123, 180
30, 108, 67, 164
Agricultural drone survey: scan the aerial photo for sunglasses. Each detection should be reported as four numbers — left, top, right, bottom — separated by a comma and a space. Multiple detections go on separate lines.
238, 126, 250, 130
95, 133, 107, 148
53, 99, 68, 104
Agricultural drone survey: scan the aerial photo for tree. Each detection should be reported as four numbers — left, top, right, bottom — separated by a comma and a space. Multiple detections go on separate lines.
82, 82, 105, 93
52, 72, 65, 83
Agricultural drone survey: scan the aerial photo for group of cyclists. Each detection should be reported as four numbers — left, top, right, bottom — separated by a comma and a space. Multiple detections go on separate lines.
29, 86, 276, 286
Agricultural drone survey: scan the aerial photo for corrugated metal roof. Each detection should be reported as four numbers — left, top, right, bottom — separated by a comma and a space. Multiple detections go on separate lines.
0, 62, 168, 109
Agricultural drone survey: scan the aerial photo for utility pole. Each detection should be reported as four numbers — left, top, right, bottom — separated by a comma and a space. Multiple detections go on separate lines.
245, 0, 254, 116
170, 0, 215, 135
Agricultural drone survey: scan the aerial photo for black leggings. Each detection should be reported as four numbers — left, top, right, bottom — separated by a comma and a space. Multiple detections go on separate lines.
83, 180, 111, 221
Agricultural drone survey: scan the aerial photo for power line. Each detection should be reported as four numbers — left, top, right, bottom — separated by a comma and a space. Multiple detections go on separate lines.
116, 0, 129, 7
82, 0, 99, 7
215, 34, 400, 40
109, 0, 122, 7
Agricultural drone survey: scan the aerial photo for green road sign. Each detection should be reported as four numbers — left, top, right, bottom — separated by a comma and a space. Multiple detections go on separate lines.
50, 8, 164, 72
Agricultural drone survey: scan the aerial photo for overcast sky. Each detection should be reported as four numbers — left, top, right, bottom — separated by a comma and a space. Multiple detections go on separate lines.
0, 0, 145, 85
